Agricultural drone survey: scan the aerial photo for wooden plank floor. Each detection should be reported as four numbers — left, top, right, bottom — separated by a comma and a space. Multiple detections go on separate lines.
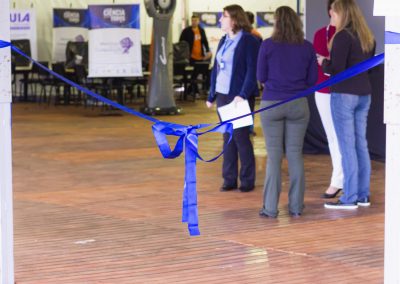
11, 101, 385, 283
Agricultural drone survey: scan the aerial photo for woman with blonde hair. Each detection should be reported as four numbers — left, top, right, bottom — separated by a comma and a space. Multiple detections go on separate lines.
319, 0, 375, 209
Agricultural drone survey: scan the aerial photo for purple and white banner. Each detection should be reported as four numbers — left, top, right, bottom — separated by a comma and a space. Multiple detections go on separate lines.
88, 4, 141, 77
52, 8, 89, 62
193, 12, 223, 67
256, 12, 274, 28
256, 12, 274, 40
195, 12, 221, 28
10, 9, 37, 60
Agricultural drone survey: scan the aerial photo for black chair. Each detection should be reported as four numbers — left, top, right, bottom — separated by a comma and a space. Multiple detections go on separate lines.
34, 61, 54, 104
124, 44, 151, 103
65, 41, 88, 70
39, 62, 71, 105
191, 60, 211, 97
173, 41, 191, 101
142, 44, 150, 71
18, 61, 51, 102
11, 39, 31, 68
11, 61, 16, 100
11, 39, 32, 101
73, 64, 105, 108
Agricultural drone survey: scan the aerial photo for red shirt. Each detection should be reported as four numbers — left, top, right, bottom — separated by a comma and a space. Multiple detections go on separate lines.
313, 25, 336, 93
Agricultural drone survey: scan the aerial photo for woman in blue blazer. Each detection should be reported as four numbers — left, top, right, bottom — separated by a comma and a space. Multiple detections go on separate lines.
206, 4, 260, 192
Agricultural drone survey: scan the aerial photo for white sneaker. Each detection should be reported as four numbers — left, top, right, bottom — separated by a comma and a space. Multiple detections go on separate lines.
324, 200, 358, 209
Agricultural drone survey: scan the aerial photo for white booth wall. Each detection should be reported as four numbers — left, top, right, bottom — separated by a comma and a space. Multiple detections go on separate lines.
9, 0, 303, 62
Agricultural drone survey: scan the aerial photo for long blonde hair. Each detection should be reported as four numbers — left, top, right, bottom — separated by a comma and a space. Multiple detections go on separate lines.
331, 0, 374, 53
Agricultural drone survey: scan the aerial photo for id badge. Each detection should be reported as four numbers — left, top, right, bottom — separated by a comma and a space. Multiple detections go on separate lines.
219, 61, 225, 70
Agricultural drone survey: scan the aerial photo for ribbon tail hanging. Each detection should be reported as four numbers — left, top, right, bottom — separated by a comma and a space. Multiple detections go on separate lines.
182, 131, 200, 236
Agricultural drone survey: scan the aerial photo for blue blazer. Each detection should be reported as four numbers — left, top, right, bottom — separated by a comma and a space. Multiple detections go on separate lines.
208, 31, 260, 102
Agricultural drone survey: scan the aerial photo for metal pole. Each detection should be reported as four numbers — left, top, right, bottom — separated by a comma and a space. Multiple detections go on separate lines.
297, 0, 300, 14
0, 0, 15, 282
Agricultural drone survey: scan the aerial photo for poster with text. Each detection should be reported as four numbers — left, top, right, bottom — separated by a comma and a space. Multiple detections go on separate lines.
256, 12, 274, 39
88, 4, 141, 78
194, 12, 223, 67
52, 8, 89, 62
10, 9, 37, 60
195, 12, 221, 28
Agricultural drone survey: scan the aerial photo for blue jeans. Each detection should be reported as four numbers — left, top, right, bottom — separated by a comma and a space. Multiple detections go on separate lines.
331, 93, 371, 204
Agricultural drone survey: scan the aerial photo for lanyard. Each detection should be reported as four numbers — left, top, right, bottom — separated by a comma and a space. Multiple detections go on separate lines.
218, 37, 234, 70
326, 25, 330, 43
221, 38, 234, 58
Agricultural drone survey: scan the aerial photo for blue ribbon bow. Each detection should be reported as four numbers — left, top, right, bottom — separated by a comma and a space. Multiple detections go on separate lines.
152, 122, 233, 235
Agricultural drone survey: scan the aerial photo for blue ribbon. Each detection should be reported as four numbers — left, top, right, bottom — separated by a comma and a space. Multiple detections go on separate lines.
0, 36, 389, 236
0, 41, 10, 48
152, 122, 233, 235
385, 31, 400, 44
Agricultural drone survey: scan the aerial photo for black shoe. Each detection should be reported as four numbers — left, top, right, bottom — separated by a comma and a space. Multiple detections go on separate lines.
321, 188, 342, 199
259, 210, 275, 218
220, 184, 237, 192
324, 200, 358, 209
357, 197, 370, 207
239, 185, 254, 192
289, 212, 302, 217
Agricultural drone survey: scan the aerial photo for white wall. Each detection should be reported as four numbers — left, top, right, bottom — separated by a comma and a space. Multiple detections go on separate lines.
1, 0, 14, 281
187, 0, 300, 17
9, 0, 303, 61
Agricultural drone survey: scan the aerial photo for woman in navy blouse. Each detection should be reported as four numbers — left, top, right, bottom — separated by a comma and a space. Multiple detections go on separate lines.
257, 6, 318, 218
206, 4, 260, 193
